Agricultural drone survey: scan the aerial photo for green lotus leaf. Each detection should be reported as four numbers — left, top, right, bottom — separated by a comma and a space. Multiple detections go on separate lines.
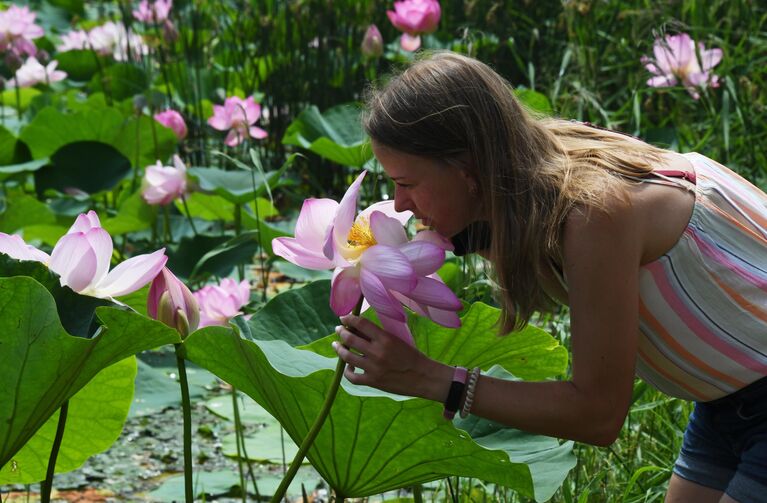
188, 167, 286, 205
0, 192, 56, 234
235, 279, 337, 346
34, 141, 131, 196
101, 190, 154, 236
0, 357, 137, 484
0, 276, 181, 469
0, 125, 18, 166
283, 104, 372, 167
0, 254, 111, 337
56, 50, 99, 82
89, 63, 148, 101
19, 107, 175, 174
184, 284, 574, 501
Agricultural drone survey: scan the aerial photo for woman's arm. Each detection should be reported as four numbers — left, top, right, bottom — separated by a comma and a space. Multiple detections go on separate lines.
334, 200, 643, 446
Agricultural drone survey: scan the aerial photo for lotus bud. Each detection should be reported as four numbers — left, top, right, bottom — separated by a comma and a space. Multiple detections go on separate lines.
36, 50, 50, 65
148, 267, 200, 338
4, 52, 23, 73
361, 24, 383, 59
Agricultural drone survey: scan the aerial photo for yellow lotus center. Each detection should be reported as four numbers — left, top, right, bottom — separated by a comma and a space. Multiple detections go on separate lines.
347, 217, 376, 251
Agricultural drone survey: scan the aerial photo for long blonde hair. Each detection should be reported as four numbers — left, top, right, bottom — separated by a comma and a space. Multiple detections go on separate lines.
363, 51, 667, 333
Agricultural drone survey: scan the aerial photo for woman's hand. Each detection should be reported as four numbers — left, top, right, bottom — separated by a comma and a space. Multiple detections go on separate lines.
332, 314, 453, 401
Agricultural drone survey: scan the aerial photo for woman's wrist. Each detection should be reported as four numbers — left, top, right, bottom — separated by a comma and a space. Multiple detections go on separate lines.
415, 359, 456, 402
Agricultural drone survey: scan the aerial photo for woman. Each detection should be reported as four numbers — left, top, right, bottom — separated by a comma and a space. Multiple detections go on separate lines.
332, 51, 767, 502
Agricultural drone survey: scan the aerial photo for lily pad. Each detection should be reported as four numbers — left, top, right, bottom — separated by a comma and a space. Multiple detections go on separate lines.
221, 428, 300, 465
148, 467, 322, 501
0, 276, 181, 469
184, 284, 574, 501
129, 358, 210, 417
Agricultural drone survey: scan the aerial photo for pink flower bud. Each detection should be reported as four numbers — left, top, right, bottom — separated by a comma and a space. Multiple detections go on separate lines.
361, 24, 383, 59
148, 267, 200, 338
154, 109, 187, 140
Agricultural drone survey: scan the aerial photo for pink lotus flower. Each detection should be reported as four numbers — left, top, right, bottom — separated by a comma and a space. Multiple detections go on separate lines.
194, 278, 251, 328
207, 96, 268, 147
387, 0, 441, 51
88, 21, 148, 61
141, 155, 188, 205
0, 233, 53, 263
0, 5, 44, 57
0, 211, 167, 299
361, 24, 384, 58
148, 267, 199, 337
10, 57, 67, 88
133, 0, 173, 24
641, 33, 723, 100
273, 172, 461, 344
57, 30, 90, 52
154, 109, 187, 140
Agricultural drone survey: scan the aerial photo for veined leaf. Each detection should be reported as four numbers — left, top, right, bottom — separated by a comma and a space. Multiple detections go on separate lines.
185, 283, 574, 501
0, 276, 181, 469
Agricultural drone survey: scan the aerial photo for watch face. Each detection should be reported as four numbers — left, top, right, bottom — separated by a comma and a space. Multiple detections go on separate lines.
450, 221, 492, 256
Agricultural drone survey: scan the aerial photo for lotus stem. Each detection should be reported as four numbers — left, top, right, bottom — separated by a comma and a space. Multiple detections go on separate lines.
180, 194, 198, 235
412, 484, 424, 503
232, 387, 246, 503
163, 205, 173, 243
270, 302, 362, 503
40, 400, 68, 503
174, 343, 194, 503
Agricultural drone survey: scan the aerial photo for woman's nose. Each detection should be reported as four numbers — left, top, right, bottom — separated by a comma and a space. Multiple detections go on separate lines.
393, 187, 412, 213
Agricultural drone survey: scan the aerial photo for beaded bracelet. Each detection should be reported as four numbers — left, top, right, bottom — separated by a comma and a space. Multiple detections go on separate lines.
443, 366, 468, 419
460, 367, 481, 418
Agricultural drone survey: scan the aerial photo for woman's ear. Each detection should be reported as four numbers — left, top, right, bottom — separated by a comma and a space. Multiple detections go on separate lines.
456, 152, 479, 195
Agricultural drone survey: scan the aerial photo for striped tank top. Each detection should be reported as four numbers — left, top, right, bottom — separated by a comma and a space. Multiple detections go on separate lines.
555, 153, 767, 401
636, 153, 767, 401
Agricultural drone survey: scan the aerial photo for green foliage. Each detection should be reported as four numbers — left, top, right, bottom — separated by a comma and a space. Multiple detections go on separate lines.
0, 357, 137, 484
283, 104, 373, 168
0, 192, 56, 233
20, 107, 176, 176
89, 63, 149, 101
185, 284, 574, 501
188, 166, 287, 205
0, 276, 181, 469
101, 191, 154, 236
35, 141, 131, 195
56, 50, 100, 82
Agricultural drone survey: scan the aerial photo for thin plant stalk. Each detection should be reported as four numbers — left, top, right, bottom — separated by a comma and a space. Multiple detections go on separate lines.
269, 301, 362, 503
174, 343, 194, 503
412, 484, 424, 503
231, 388, 260, 501
40, 401, 69, 503
180, 194, 198, 236
233, 203, 247, 290
163, 205, 173, 243
232, 388, 247, 503
14, 79, 21, 116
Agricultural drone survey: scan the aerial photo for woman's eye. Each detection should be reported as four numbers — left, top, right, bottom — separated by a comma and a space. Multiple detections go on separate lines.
395, 182, 412, 188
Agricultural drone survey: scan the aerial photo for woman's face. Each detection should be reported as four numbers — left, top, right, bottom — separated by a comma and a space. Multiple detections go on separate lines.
372, 141, 483, 238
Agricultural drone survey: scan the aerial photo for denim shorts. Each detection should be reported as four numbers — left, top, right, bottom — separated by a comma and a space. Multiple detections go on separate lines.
673, 376, 767, 503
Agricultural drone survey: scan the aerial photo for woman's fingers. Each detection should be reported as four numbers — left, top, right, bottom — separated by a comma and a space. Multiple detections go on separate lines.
332, 341, 367, 368
340, 314, 388, 340
335, 325, 373, 353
